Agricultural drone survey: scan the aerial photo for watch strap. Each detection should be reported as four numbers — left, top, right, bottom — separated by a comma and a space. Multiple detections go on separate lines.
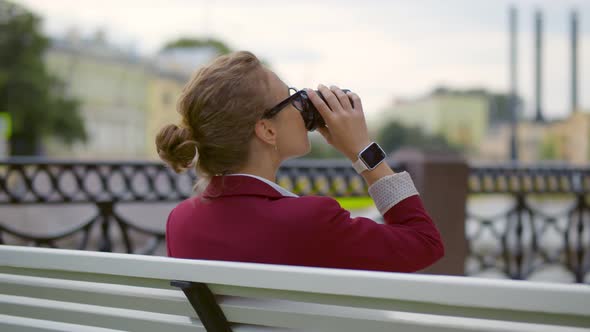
352, 157, 368, 174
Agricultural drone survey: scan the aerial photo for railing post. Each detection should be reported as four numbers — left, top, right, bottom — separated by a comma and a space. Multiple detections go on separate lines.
392, 148, 469, 276
97, 201, 114, 252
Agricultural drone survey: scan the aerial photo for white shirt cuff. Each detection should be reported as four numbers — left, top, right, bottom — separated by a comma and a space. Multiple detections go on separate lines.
368, 171, 419, 215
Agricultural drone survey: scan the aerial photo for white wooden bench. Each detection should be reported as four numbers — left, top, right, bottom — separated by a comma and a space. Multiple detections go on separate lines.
1, 245, 589, 332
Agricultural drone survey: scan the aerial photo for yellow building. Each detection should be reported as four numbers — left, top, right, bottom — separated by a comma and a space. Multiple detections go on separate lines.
543, 111, 590, 164
145, 71, 187, 159
377, 92, 489, 154
476, 111, 590, 164
44, 33, 219, 160
517, 121, 549, 163
44, 34, 150, 159
144, 47, 219, 159
476, 124, 511, 161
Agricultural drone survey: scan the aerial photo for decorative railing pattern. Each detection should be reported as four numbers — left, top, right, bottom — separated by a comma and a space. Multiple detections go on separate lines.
0, 158, 395, 255
1, 158, 589, 283
466, 164, 590, 283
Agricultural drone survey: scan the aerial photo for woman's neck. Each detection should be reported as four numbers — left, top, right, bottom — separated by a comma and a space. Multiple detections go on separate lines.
235, 151, 281, 183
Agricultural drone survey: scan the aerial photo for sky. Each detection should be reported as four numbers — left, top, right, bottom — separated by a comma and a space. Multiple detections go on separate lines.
13, 0, 590, 123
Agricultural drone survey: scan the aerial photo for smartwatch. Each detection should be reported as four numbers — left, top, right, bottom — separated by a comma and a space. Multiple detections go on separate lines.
352, 142, 387, 174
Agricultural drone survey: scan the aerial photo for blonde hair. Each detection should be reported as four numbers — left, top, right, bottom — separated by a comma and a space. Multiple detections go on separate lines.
155, 51, 271, 188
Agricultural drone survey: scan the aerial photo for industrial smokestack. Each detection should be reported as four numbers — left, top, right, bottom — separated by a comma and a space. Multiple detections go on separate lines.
570, 10, 579, 113
534, 10, 544, 122
509, 6, 519, 160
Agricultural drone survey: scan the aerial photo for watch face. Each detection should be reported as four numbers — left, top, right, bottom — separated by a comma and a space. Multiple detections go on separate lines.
360, 143, 386, 169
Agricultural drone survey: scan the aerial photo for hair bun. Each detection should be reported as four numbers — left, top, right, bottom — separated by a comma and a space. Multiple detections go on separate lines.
155, 124, 197, 173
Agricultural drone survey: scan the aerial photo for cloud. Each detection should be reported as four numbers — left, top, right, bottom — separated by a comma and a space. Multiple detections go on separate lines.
13, 0, 590, 120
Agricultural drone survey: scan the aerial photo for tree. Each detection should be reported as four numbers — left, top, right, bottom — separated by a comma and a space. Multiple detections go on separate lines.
162, 38, 231, 55
377, 121, 461, 155
0, 1, 86, 156
305, 134, 341, 159
539, 136, 559, 160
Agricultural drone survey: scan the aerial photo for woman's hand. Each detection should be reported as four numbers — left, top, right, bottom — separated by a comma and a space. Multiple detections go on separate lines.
306, 84, 371, 161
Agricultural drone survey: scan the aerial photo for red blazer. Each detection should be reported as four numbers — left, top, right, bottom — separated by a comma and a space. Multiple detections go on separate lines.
166, 175, 444, 273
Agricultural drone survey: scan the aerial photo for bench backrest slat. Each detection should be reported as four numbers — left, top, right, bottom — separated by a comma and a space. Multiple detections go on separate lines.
4, 265, 588, 329
0, 273, 194, 317
2, 246, 588, 316
5, 290, 586, 332
0, 313, 126, 332
0, 266, 171, 289
0, 294, 205, 332
209, 283, 590, 328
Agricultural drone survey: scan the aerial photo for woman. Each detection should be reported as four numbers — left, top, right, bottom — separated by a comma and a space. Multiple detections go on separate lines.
157, 51, 444, 272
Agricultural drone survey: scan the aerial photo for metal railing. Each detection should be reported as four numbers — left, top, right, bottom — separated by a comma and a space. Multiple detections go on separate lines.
0, 158, 396, 255
466, 164, 590, 283
1, 158, 589, 283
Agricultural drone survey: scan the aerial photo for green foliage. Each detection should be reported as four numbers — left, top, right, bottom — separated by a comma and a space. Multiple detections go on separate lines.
303, 120, 461, 159
305, 138, 341, 159
161, 37, 274, 68
162, 37, 231, 55
377, 121, 461, 155
0, 0, 86, 155
539, 137, 558, 160
335, 197, 374, 210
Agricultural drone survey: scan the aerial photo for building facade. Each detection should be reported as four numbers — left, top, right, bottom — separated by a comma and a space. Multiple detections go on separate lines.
379, 89, 590, 164
44, 33, 218, 160
44, 33, 150, 159
377, 92, 490, 154
476, 112, 590, 164
543, 112, 590, 164
145, 71, 187, 159
145, 47, 219, 159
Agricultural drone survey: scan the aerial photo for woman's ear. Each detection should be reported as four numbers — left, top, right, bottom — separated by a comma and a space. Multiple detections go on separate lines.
253, 119, 278, 146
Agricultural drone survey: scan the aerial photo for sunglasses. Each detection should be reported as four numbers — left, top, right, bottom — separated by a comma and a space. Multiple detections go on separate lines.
262, 87, 349, 131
